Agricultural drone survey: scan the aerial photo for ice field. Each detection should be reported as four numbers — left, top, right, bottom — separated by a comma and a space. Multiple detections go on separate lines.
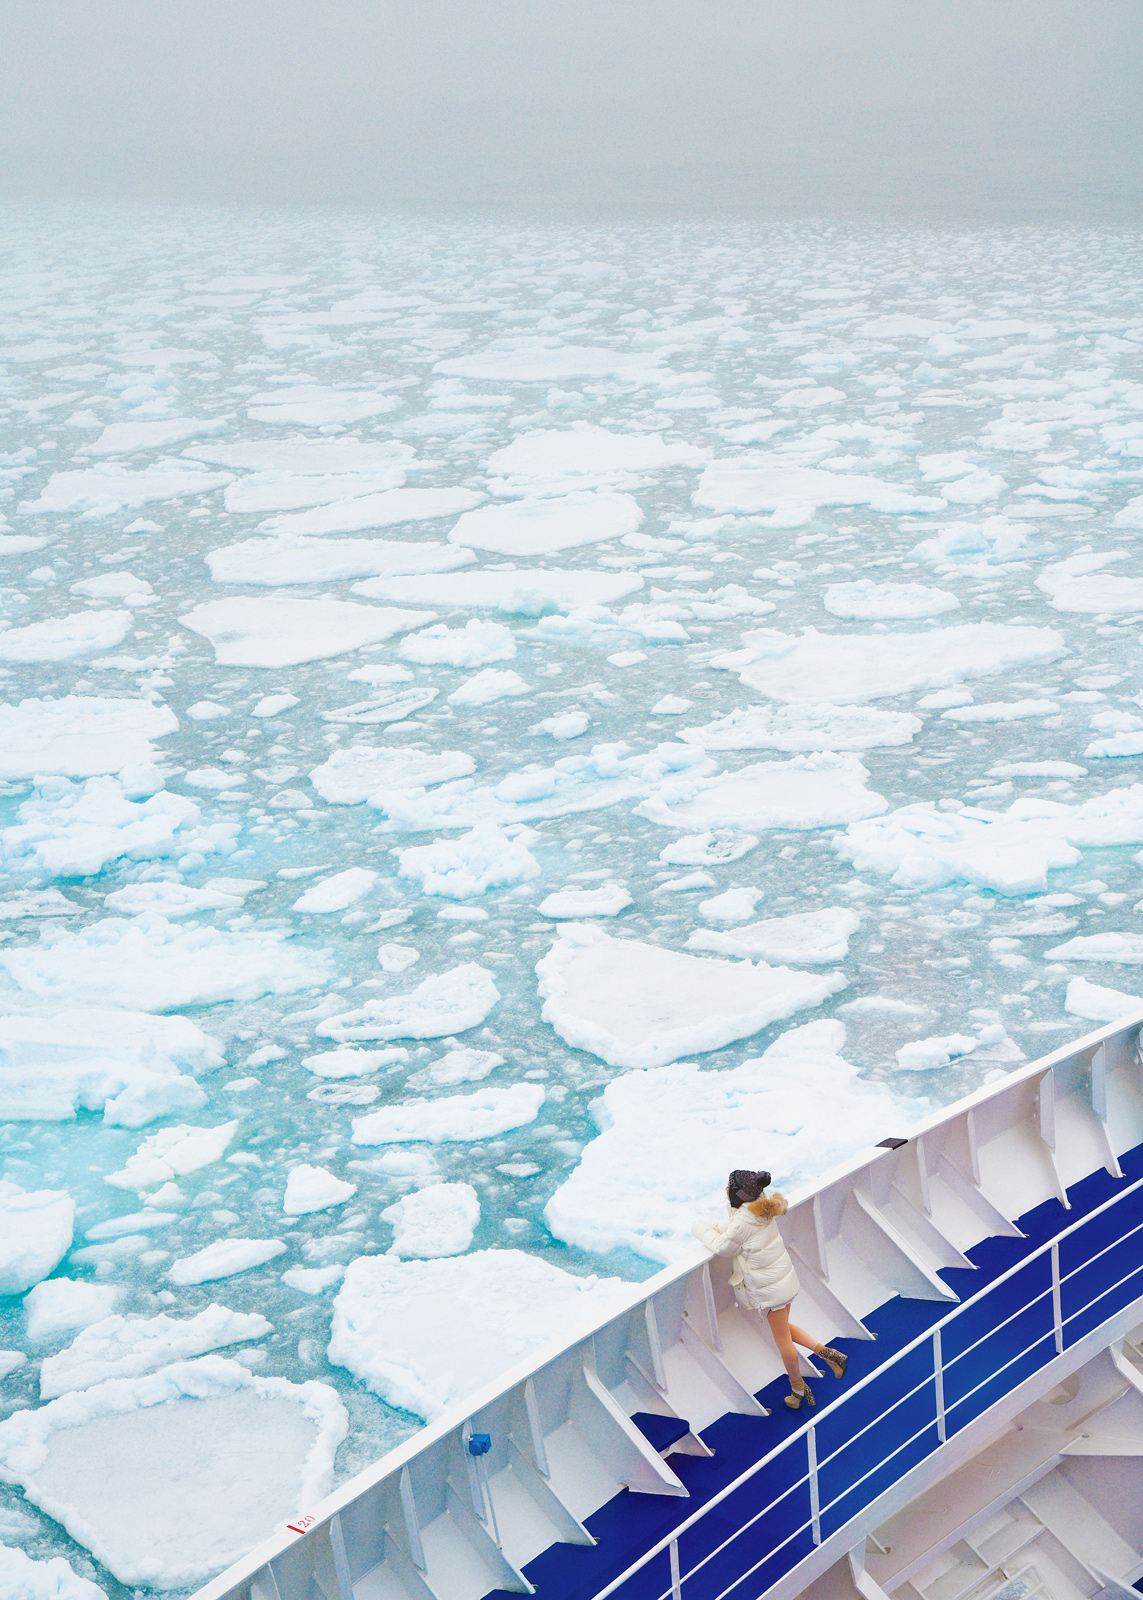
0, 204, 1142, 1596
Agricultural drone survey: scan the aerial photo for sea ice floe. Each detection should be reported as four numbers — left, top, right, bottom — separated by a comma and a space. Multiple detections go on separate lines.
0, 1541, 107, 1600
1086, 710, 1143, 759
1035, 551, 1143, 613
485, 426, 706, 490
0, 1182, 74, 1294
537, 710, 591, 739
395, 822, 540, 899
103, 879, 262, 918
257, 486, 479, 537
447, 668, 531, 706
1064, 976, 1143, 1022
283, 1164, 357, 1215
24, 1280, 120, 1344
39, 1305, 272, 1397
399, 619, 515, 668
0, 612, 132, 662
659, 831, 758, 865
0, 1355, 346, 1588
895, 1024, 1013, 1071
70, 571, 155, 605
328, 1249, 626, 1418
688, 907, 861, 964
106, 1122, 239, 1192
693, 462, 945, 520
1, 776, 215, 879
404, 1047, 504, 1088
377, 943, 420, 972
0, 1006, 221, 1125
536, 925, 847, 1069
538, 881, 632, 918
352, 567, 643, 614
178, 596, 432, 666
302, 1047, 409, 1079
18, 461, 230, 515
223, 466, 408, 514
186, 438, 415, 474
206, 536, 475, 586
838, 784, 1143, 894
636, 753, 887, 832
80, 417, 226, 456
292, 867, 377, 913
822, 579, 960, 619
245, 383, 403, 426
447, 491, 642, 556
697, 886, 760, 923
434, 343, 666, 385
544, 1020, 918, 1263
169, 1239, 287, 1286
381, 1182, 481, 1258
1046, 933, 1143, 965
351, 1082, 546, 1145
315, 963, 500, 1042
0, 917, 329, 1011
941, 700, 1059, 722
714, 623, 1064, 703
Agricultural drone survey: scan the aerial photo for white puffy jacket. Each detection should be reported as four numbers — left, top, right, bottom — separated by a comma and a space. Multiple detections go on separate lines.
691, 1199, 800, 1312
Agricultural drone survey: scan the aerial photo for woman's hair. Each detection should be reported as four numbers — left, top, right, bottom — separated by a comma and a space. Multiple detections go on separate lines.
727, 1169, 771, 1208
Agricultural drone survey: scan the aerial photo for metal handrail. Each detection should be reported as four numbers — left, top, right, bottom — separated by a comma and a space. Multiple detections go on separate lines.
593, 1167, 1143, 1600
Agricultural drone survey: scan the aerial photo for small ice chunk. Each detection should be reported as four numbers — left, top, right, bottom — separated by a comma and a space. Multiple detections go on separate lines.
377, 943, 420, 972
608, 650, 647, 667
688, 907, 860, 964
0, 1355, 346, 1588
351, 1083, 546, 1145
186, 700, 230, 721
382, 1182, 481, 1258
302, 1047, 408, 1079
823, 580, 960, 619
310, 744, 475, 804
282, 1264, 345, 1295
0, 1182, 74, 1294
537, 711, 590, 740
1046, 934, 1143, 965
1065, 976, 1143, 1023
328, 1249, 626, 1418
106, 1122, 239, 1192
659, 831, 757, 865
895, 1027, 1008, 1071
24, 1280, 119, 1343
293, 867, 377, 913
169, 1238, 286, 1286
538, 882, 632, 918
536, 925, 846, 1069
396, 822, 540, 899
698, 887, 760, 924
652, 695, 693, 715
316, 963, 500, 1042
39, 1305, 271, 1397
283, 1165, 357, 1216
399, 619, 515, 667
405, 1047, 505, 1088
448, 668, 531, 706
251, 693, 299, 717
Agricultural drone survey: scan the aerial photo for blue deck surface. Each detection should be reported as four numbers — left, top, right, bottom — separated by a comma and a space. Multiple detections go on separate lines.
508, 1143, 1143, 1600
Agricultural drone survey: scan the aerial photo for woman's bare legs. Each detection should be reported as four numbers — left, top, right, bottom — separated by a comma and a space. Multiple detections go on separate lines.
765, 1306, 828, 1390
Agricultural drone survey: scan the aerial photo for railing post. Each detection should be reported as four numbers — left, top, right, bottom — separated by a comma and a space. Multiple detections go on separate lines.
933, 1328, 946, 1443
1051, 1240, 1064, 1355
808, 1425, 821, 1546
669, 1537, 682, 1600
329, 1513, 353, 1600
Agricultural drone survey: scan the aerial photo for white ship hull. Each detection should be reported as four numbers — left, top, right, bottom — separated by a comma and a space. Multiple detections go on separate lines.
193, 1008, 1143, 1600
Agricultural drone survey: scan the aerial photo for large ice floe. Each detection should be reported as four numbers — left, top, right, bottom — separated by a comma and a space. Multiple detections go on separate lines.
328, 1251, 626, 1418
536, 925, 846, 1067
3, 207, 1143, 1595
0, 1357, 347, 1588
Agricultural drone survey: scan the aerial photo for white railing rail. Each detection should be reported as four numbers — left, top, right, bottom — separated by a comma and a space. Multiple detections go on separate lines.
593, 1169, 1143, 1600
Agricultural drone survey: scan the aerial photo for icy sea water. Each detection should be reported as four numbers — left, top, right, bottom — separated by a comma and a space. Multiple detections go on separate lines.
0, 204, 1142, 1594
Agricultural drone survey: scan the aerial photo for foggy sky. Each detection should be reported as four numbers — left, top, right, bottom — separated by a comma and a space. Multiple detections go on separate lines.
2, 0, 1141, 220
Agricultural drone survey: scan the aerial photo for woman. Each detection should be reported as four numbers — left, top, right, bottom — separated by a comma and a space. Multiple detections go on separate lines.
691, 1168, 848, 1410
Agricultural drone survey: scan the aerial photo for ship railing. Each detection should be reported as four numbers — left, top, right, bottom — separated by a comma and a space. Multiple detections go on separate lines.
590, 1169, 1143, 1600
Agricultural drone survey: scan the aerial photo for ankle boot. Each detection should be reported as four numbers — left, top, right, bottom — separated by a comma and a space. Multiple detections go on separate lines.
785, 1381, 815, 1410
818, 1346, 848, 1380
